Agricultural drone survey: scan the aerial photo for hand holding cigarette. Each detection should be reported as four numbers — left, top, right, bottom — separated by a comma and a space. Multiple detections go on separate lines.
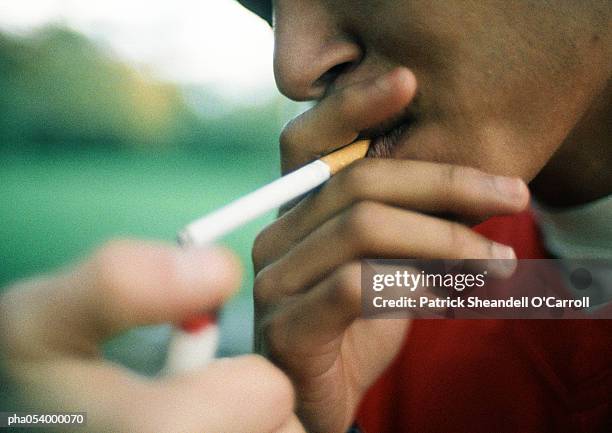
166, 139, 371, 373
0, 240, 304, 433
252, 68, 529, 433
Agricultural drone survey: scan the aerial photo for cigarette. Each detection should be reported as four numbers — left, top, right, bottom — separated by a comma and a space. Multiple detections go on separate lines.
164, 139, 370, 374
178, 139, 371, 247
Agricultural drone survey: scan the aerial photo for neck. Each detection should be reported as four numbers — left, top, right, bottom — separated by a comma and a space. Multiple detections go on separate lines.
530, 78, 611, 207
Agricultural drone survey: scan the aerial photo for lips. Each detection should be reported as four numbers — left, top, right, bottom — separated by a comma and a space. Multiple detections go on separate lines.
364, 112, 417, 158
367, 121, 414, 158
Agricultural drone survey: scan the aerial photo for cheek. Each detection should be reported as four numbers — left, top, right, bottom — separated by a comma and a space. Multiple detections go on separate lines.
393, 121, 554, 181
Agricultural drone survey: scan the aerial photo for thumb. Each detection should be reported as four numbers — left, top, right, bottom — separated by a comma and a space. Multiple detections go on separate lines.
83, 239, 242, 338
3, 239, 242, 348
141, 355, 296, 433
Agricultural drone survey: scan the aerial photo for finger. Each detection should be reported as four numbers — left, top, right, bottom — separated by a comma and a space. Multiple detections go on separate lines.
84, 240, 242, 338
255, 202, 516, 303
253, 159, 529, 270
2, 239, 242, 352
271, 415, 307, 433
262, 263, 423, 355
8, 358, 156, 433
11, 355, 295, 433
260, 263, 409, 408
280, 67, 417, 172
153, 355, 295, 433
262, 263, 363, 353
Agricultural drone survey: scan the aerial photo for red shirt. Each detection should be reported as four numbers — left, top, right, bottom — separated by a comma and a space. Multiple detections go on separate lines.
357, 211, 612, 433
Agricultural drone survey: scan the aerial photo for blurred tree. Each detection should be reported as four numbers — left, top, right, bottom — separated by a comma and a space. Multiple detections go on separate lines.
1, 26, 282, 153
0, 26, 193, 150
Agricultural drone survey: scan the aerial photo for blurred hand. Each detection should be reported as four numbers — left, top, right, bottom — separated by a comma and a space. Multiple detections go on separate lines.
253, 68, 529, 433
1, 239, 304, 433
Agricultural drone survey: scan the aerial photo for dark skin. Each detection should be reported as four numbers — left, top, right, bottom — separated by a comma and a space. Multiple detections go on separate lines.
252, 1, 611, 432
531, 78, 611, 206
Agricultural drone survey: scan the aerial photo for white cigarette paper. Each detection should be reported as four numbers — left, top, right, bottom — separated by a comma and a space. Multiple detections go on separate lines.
180, 139, 370, 246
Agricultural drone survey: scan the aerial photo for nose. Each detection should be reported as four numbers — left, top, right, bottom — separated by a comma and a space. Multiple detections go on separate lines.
273, 2, 362, 101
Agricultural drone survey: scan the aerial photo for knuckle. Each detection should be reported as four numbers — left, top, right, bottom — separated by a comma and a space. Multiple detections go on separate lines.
260, 316, 287, 361
339, 159, 376, 198
441, 164, 462, 198
329, 263, 362, 308
340, 201, 382, 250
252, 224, 275, 271
253, 267, 277, 306
446, 222, 472, 256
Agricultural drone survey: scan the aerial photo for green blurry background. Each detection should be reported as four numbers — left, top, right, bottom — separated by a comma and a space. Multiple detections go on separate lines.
0, 23, 290, 371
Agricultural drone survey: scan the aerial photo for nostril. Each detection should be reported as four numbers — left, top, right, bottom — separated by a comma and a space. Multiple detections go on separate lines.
313, 61, 357, 90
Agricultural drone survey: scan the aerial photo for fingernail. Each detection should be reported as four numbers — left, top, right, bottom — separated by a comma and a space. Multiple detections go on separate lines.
174, 248, 237, 287
493, 176, 527, 206
489, 243, 517, 277
491, 242, 516, 260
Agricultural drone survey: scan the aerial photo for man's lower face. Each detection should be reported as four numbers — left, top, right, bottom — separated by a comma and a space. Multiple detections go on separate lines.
269, 1, 600, 182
